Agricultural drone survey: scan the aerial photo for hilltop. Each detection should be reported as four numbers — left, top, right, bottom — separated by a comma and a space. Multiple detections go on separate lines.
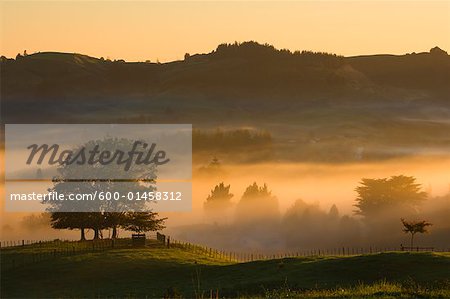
1, 42, 450, 162
1, 240, 449, 298
1, 42, 449, 100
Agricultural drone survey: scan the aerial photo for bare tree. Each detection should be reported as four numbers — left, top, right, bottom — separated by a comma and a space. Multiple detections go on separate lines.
401, 218, 432, 248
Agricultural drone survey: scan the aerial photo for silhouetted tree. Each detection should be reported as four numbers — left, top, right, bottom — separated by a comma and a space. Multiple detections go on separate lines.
50, 212, 92, 241
429, 46, 448, 56
204, 182, 233, 211
197, 156, 225, 177
122, 212, 166, 233
105, 212, 127, 239
354, 175, 427, 220
329, 204, 339, 220
46, 137, 158, 240
401, 218, 432, 248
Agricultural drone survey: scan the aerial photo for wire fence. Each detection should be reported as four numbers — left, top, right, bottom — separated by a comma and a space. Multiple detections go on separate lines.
0, 233, 159, 249
168, 238, 449, 263
1, 236, 448, 271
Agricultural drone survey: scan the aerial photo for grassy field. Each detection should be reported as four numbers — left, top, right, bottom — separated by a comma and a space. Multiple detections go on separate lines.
1, 241, 450, 298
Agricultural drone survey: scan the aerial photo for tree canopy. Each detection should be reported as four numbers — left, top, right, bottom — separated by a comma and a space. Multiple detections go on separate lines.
46, 137, 163, 240
235, 182, 279, 223
401, 218, 432, 247
354, 175, 427, 219
121, 212, 166, 233
204, 182, 233, 210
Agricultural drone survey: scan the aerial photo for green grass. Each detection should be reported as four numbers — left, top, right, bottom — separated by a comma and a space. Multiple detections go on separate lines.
253, 280, 450, 298
1, 241, 449, 298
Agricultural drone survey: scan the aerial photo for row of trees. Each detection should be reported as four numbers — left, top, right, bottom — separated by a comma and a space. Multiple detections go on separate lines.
44, 137, 166, 240
205, 182, 278, 223
203, 175, 434, 247
204, 175, 429, 221
213, 41, 344, 66
51, 211, 165, 240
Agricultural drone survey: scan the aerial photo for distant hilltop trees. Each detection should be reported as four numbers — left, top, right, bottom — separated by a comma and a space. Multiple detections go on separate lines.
429, 46, 448, 56
2, 41, 448, 109
213, 41, 344, 66
2, 42, 448, 63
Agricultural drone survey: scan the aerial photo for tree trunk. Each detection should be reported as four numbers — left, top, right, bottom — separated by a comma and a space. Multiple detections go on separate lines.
112, 226, 118, 239
410, 233, 415, 248
80, 228, 86, 241
93, 228, 100, 240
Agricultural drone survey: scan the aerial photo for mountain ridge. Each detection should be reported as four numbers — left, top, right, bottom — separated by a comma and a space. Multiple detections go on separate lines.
2, 41, 449, 100
1, 42, 449, 163
1, 41, 449, 128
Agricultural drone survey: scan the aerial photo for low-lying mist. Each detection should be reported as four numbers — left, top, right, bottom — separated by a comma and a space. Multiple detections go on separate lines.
165, 155, 450, 253
1, 154, 450, 253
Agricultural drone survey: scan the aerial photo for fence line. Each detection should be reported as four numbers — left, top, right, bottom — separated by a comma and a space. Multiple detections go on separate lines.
166, 238, 450, 263
0, 233, 159, 249
1, 236, 449, 271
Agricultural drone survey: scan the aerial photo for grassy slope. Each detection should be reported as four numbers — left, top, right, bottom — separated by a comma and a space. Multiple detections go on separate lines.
1, 243, 450, 298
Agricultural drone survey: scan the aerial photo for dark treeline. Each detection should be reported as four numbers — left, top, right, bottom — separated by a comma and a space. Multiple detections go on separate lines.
212, 41, 344, 67
33, 137, 167, 241
3, 41, 447, 104
50, 212, 165, 241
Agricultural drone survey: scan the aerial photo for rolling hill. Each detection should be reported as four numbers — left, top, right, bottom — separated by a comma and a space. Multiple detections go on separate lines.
2, 42, 449, 101
1, 240, 449, 298
1, 42, 449, 162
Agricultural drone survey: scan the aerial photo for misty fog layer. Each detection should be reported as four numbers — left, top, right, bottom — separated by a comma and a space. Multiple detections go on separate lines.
163, 155, 450, 253
3, 152, 449, 253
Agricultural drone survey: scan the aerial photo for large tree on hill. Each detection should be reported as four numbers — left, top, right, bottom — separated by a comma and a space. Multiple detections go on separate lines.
50, 212, 90, 241
122, 212, 166, 233
46, 137, 158, 240
104, 212, 127, 239
354, 175, 427, 221
50, 211, 109, 240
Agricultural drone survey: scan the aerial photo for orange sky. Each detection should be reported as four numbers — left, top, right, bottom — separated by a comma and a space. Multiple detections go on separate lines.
1, 1, 449, 62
